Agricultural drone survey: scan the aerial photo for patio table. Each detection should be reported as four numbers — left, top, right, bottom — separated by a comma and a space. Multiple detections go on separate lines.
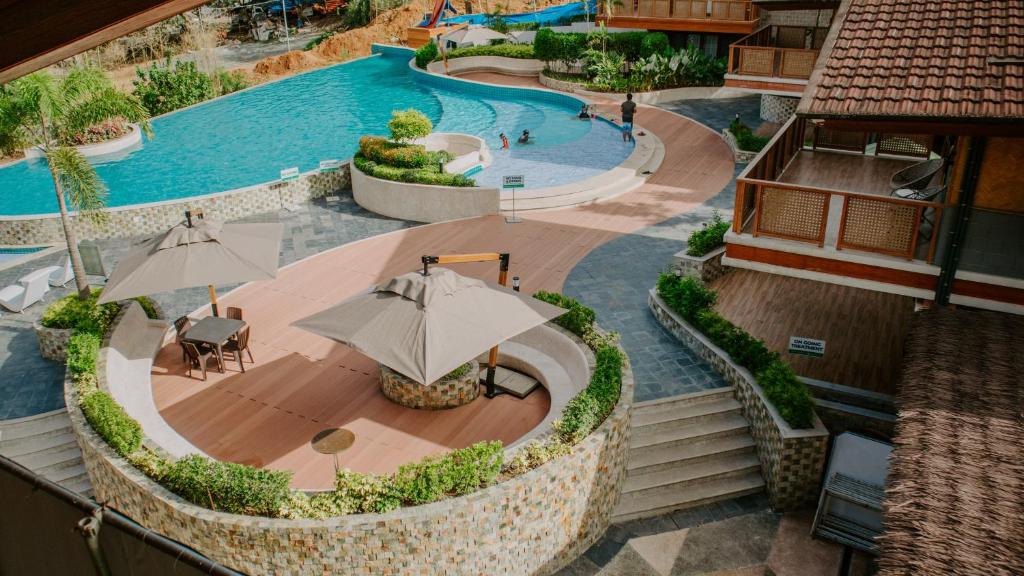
182, 317, 246, 374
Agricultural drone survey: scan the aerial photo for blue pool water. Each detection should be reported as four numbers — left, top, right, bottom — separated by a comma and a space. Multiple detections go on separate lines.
0, 246, 45, 264
0, 53, 632, 216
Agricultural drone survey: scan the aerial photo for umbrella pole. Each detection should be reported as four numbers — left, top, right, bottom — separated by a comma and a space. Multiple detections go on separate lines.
208, 285, 220, 317
484, 253, 511, 398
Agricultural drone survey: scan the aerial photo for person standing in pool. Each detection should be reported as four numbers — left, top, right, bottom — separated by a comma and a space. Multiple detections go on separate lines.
621, 93, 636, 143
517, 130, 530, 144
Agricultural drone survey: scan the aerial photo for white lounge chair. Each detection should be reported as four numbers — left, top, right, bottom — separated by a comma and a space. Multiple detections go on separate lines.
0, 269, 52, 313
48, 257, 74, 287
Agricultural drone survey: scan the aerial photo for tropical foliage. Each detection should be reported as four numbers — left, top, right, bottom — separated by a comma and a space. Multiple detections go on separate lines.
0, 68, 151, 298
387, 109, 432, 143
729, 117, 770, 152
685, 210, 730, 256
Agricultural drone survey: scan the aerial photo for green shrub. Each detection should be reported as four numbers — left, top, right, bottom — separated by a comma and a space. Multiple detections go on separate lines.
305, 31, 333, 51
415, 42, 439, 68
395, 441, 503, 505
756, 360, 815, 429
80, 391, 142, 457
66, 332, 100, 377
162, 454, 292, 517
502, 437, 570, 477
388, 109, 432, 143
656, 273, 717, 320
533, 28, 559, 62
532, 291, 595, 337
554, 343, 623, 444
443, 362, 472, 380
438, 43, 535, 61
132, 60, 214, 116
359, 136, 430, 168
686, 211, 730, 256
126, 449, 170, 480
333, 469, 402, 514
353, 155, 475, 187
640, 32, 669, 58
41, 289, 119, 335
133, 296, 159, 319
729, 118, 769, 152
213, 69, 249, 96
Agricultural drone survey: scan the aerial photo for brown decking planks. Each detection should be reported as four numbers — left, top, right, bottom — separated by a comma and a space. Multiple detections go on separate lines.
779, 150, 916, 196
710, 269, 914, 395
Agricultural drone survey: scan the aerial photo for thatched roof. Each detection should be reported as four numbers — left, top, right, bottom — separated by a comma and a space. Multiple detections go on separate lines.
878, 308, 1024, 575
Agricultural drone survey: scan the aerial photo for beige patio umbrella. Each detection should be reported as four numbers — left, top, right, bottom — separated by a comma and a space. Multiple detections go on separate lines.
97, 216, 283, 316
292, 267, 566, 391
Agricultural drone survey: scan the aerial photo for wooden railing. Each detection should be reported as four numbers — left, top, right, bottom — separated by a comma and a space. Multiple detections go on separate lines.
727, 25, 827, 80
734, 116, 946, 263
613, 0, 755, 21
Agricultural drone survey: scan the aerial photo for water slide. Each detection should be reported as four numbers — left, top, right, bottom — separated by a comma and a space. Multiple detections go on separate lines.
418, 0, 457, 28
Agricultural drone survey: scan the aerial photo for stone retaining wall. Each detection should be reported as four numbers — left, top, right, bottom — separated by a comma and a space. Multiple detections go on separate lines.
380, 361, 481, 409
0, 166, 350, 245
648, 290, 828, 511
351, 162, 498, 223
673, 246, 728, 284
67, 319, 635, 575
759, 94, 799, 124
34, 322, 72, 362
721, 129, 759, 164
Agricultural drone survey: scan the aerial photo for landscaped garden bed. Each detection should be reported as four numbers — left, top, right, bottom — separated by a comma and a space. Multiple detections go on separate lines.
674, 211, 731, 283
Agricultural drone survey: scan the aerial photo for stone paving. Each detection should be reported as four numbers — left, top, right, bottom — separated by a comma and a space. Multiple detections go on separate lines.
659, 95, 763, 134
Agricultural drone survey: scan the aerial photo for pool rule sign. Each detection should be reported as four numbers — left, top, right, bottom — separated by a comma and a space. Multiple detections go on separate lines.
789, 336, 825, 358
504, 175, 524, 224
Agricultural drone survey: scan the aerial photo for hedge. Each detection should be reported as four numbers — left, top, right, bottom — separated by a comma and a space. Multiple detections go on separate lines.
80, 391, 143, 457
729, 118, 769, 153
655, 273, 815, 428
435, 43, 535, 61
533, 291, 595, 337
162, 454, 293, 516
533, 29, 667, 64
685, 211, 730, 257
42, 290, 159, 335
415, 42, 438, 68
395, 440, 503, 505
354, 155, 475, 187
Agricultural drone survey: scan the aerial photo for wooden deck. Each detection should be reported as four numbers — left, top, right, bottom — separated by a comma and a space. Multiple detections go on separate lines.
779, 150, 916, 196
710, 269, 914, 395
151, 99, 737, 489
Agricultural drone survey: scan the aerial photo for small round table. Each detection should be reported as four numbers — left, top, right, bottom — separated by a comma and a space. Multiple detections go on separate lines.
310, 428, 355, 472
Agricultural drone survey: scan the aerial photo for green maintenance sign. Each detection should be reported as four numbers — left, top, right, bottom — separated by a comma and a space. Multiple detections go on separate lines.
789, 336, 825, 358
503, 175, 525, 189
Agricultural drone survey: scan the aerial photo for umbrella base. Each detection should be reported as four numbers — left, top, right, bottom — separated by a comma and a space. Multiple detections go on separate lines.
379, 360, 481, 410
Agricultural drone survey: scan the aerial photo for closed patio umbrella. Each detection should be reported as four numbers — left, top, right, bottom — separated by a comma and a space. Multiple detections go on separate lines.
292, 267, 566, 386
97, 217, 283, 315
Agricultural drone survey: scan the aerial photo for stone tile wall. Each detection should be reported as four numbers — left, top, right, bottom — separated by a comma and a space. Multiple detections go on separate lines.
33, 322, 72, 362
759, 94, 800, 124
648, 290, 828, 511
66, 314, 635, 575
674, 247, 729, 284
762, 9, 834, 28
380, 361, 481, 409
0, 167, 350, 245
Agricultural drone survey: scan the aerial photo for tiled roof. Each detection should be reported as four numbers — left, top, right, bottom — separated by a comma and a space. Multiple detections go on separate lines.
799, 0, 1024, 121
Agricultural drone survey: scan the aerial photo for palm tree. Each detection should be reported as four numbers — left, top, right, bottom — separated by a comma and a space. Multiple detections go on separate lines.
0, 68, 151, 300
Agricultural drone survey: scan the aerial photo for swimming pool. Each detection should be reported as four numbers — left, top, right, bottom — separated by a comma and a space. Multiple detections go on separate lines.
0, 246, 46, 264
0, 53, 632, 216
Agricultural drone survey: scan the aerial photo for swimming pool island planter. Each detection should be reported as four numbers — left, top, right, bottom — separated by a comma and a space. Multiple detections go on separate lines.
425, 56, 545, 77
0, 165, 350, 245
648, 290, 828, 511
351, 161, 499, 223
23, 123, 144, 160
68, 327, 634, 575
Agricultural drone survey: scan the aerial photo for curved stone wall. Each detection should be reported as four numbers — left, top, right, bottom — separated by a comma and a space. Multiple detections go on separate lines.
351, 162, 499, 223
425, 56, 545, 77
380, 361, 481, 409
24, 123, 143, 160
67, 332, 634, 575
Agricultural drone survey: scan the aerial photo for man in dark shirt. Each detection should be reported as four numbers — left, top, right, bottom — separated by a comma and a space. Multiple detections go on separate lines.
621, 93, 636, 143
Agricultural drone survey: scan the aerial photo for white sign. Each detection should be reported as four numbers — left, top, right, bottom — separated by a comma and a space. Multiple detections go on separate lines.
502, 175, 525, 189
319, 160, 342, 173
280, 167, 300, 182
789, 336, 825, 358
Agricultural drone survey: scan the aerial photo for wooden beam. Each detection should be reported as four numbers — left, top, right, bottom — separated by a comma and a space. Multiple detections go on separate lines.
0, 0, 208, 84
816, 118, 1024, 138
597, 16, 758, 34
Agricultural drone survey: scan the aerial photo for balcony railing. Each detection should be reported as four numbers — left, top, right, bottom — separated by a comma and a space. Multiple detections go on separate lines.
609, 0, 756, 22
733, 116, 947, 263
727, 25, 828, 80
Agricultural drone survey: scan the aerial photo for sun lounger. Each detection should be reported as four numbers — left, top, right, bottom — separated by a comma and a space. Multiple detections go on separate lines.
48, 257, 74, 287
0, 268, 52, 312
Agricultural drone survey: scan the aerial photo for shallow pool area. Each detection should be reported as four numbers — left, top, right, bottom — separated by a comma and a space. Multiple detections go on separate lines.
0, 53, 631, 216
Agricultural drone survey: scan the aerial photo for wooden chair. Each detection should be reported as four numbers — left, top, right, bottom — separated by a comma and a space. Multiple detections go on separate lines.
182, 341, 220, 381
226, 307, 243, 320
174, 316, 191, 361
223, 326, 254, 373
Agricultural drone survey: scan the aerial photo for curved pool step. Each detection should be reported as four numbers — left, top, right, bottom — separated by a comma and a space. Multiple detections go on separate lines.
0, 409, 91, 497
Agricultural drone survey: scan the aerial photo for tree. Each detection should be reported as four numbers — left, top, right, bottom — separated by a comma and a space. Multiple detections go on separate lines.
387, 109, 432, 143
0, 68, 151, 300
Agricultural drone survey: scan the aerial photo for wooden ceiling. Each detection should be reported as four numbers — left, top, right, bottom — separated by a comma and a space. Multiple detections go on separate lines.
0, 0, 209, 84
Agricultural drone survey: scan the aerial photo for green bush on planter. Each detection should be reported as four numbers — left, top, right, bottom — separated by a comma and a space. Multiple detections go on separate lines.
41, 289, 120, 335
729, 118, 770, 153
656, 273, 717, 320
388, 109, 432, 143
162, 454, 292, 517
532, 291, 595, 337
359, 136, 431, 168
685, 211, 730, 257
640, 32, 670, 58
756, 360, 815, 429
133, 296, 160, 320
415, 42, 439, 68
435, 43, 535, 61
353, 155, 475, 187
554, 342, 623, 443
80, 391, 142, 457
394, 440, 503, 505
332, 469, 402, 514
66, 332, 101, 376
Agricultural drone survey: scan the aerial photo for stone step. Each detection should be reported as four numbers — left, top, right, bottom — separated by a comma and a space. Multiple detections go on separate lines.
623, 452, 761, 494
627, 432, 757, 474
632, 397, 743, 433
0, 412, 72, 442
633, 387, 735, 415
59, 472, 93, 496
42, 462, 86, 485
7, 441, 82, 472
612, 471, 765, 523
630, 412, 750, 451
0, 427, 75, 457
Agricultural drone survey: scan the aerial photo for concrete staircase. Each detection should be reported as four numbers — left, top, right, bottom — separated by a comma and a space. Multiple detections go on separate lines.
613, 387, 764, 522
0, 410, 91, 495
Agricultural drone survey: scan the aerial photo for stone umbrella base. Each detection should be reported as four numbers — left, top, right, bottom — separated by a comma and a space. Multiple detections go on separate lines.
379, 360, 481, 410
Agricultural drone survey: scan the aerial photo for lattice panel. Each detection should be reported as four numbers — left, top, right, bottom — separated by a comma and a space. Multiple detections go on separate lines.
781, 50, 817, 78
612, 0, 632, 16
652, 0, 671, 17
840, 197, 919, 256
757, 187, 828, 242
739, 48, 776, 76
877, 134, 932, 158
814, 127, 867, 152
636, 0, 654, 16
711, 1, 746, 20
776, 27, 806, 49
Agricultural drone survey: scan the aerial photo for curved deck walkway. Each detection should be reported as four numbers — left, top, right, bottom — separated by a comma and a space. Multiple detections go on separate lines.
150, 89, 737, 488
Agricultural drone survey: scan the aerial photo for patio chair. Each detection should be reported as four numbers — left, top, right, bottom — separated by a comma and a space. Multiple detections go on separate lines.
890, 158, 943, 191
226, 307, 243, 320
48, 257, 74, 287
182, 341, 221, 381
174, 316, 192, 361
0, 269, 52, 312
894, 185, 947, 240
223, 326, 254, 373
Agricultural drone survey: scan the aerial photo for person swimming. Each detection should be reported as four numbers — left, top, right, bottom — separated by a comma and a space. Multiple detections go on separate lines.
578, 104, 590, 119
517, 129, 530, 144
499, 132, 509, 149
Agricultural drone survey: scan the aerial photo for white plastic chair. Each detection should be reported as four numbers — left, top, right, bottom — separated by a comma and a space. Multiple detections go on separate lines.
48, 257, 74, 287
0, 269, 52, 313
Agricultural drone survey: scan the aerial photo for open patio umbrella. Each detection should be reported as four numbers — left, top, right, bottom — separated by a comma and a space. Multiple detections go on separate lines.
292, 267, 566, 386
97, 216, 283, 315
